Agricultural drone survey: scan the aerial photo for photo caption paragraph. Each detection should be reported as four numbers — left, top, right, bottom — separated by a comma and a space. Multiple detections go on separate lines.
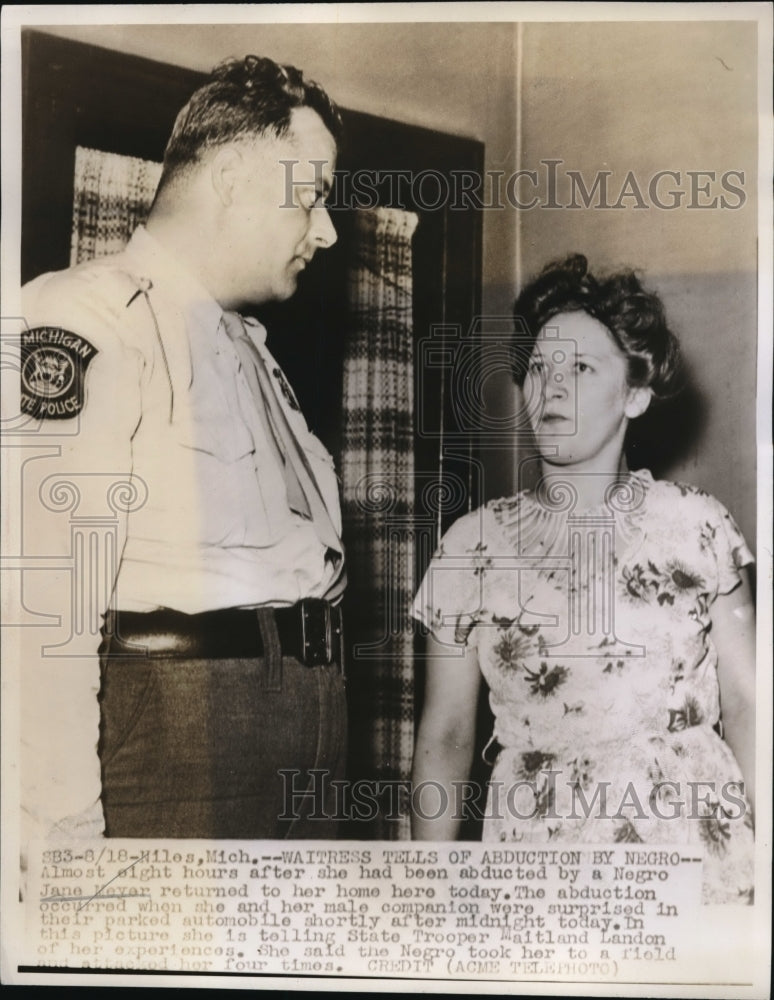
22, 840, 756, 985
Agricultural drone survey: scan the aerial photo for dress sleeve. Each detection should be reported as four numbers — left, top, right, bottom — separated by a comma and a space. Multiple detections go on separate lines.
410, 508, 491, 648
708, 496, 754, 596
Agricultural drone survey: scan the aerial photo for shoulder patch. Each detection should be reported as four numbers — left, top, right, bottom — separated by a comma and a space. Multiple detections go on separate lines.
20, 326, 98, 420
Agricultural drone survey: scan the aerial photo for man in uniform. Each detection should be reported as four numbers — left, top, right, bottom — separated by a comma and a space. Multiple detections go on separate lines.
20, 55, 346, 844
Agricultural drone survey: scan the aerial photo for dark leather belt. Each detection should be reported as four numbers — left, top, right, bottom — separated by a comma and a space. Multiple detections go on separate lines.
101, 599, 343, 669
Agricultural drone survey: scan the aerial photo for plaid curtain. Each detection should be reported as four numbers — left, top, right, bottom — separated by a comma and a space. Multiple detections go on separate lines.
71, 146, 161, 264
340, 207, 419, 840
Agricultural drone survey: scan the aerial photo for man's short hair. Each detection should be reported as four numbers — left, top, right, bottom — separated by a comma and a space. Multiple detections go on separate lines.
158, 54, 343, 190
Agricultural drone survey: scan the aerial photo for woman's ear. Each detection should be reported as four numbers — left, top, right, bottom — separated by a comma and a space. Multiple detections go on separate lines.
624, 385, 653, 420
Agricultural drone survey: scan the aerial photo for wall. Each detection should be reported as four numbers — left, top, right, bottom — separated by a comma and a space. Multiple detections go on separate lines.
36, 20, 759, 543
518, 20, 758, 543
38, 20, 521, 501
36, 22, 519, 317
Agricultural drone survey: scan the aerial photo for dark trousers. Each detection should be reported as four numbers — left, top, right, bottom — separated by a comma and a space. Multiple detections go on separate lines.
98, 640, 347, 839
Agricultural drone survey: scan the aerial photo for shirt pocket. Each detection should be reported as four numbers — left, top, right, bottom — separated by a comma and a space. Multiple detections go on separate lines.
174, 376, 255, 464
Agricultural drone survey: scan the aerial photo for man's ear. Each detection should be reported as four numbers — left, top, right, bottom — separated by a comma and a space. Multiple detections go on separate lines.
210, 146, 244, 207
625, 385, 653, 420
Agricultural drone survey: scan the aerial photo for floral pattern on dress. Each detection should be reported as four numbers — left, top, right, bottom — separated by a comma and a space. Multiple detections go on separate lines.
492, 626, 534, 672
667, 696, 704, 732
523, 662, 569, 697
620, 559, 706, 609
412, 469, 755, 904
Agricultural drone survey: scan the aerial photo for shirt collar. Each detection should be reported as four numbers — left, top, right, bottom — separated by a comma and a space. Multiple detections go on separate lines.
124, 225, 224, 336
239, 313, 269, 348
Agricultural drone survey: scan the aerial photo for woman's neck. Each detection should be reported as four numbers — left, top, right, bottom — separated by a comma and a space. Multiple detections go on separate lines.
536, 455, 631, 512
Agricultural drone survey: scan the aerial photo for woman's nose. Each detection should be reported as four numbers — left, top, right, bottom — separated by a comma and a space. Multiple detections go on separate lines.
546, 369, 568, 399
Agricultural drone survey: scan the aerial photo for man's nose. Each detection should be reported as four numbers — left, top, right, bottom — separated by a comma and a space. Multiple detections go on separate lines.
310, 205, 337, 249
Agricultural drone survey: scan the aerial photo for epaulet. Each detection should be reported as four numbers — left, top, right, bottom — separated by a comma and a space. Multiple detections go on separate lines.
75, 260, 152, 312
25, 259, 147, 328
124, 274, 154, 309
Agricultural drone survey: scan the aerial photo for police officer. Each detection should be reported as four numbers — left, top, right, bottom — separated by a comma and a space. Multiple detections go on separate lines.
21, 56, 346, 843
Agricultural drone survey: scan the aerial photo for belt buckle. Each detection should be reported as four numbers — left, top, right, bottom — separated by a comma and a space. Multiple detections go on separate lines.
301, 599, 332, 667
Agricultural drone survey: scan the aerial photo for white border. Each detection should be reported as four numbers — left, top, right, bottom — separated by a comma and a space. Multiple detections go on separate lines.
2, 3, 771, 995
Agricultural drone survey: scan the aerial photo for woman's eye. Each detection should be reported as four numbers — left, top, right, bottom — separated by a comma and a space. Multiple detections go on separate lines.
575, 361, 593, 373
528, 360, 545, 375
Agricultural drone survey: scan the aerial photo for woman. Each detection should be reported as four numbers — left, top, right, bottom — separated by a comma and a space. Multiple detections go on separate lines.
411, 255, 755, 904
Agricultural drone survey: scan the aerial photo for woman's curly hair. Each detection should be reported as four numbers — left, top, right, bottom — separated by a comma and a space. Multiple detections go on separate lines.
512, 254, 682, 400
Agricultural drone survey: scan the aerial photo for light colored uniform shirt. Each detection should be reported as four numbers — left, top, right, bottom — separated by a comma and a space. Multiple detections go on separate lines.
19, 226, 344, 845
23, 225, 344, 613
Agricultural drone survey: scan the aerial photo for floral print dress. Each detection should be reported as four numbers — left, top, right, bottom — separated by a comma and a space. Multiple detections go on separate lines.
412, 470, 755, 903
